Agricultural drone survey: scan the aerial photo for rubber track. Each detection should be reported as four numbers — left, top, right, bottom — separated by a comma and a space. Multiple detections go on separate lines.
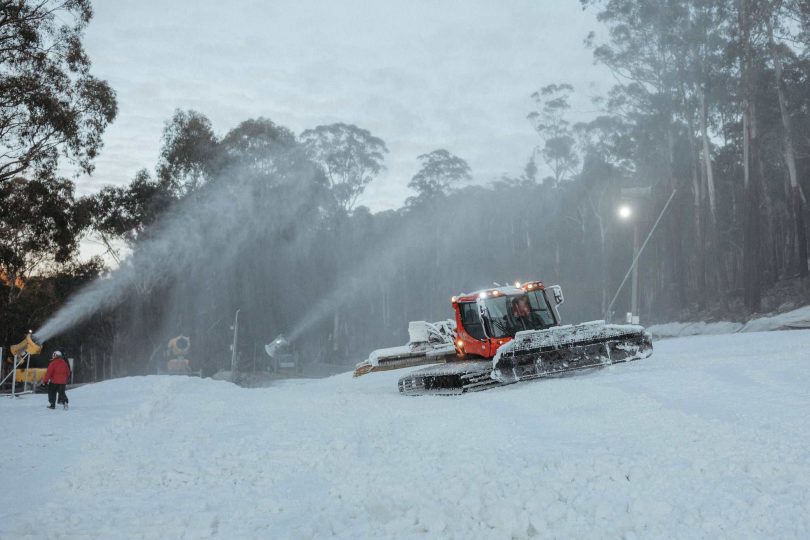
398, 332, 652, 396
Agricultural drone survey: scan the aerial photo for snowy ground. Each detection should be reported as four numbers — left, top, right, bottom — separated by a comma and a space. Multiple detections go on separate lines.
648, 304, 810, 339
2, 331, 809, 539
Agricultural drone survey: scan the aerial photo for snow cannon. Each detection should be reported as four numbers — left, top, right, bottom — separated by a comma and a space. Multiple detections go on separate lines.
168, 335, 190, 357
265, 335, 290, 358
1, 332, 44, 396
10, 332, 42, 357
265, 335, 298, 373
158, 335, 200, 376
166, 335, 191, 372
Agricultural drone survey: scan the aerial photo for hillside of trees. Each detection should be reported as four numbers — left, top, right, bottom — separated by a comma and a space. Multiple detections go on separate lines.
4, 0, 810, 380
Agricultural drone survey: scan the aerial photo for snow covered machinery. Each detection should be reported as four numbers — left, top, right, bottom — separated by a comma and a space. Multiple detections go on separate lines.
353, 320, 457, 377
156, 336, 201, 377
355, 281, 653, 395
265, 335, 300, 374
1, 333, 44, 396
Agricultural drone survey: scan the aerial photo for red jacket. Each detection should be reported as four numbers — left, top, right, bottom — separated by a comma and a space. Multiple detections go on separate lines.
43, 358, 71, 385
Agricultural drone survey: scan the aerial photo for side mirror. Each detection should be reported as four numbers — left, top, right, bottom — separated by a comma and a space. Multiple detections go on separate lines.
549, 285, 564, 306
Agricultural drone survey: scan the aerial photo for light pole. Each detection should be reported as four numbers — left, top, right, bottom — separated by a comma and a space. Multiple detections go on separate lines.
606, 186, 677, 324
230, 309, 240, 375
617, 204, 640, 324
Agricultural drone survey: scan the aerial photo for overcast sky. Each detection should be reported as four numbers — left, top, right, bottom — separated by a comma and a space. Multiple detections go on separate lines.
76, 0, 612, 211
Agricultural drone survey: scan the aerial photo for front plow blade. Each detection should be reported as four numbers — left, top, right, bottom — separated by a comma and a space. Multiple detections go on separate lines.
353, 320, 457, 377
353, 346, 456, 377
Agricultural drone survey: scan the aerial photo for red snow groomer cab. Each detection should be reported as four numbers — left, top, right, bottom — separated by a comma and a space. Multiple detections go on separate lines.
450, 281, 562, 360
354, 280, 653, 395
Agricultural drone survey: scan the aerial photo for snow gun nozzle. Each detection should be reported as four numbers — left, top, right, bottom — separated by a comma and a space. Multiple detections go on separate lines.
10, 332, 43, 357
264, 334, 290, 358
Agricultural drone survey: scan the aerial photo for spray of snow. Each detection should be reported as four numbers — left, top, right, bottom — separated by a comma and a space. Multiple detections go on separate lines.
35, 154, 321, 344
286, 215, 441, 342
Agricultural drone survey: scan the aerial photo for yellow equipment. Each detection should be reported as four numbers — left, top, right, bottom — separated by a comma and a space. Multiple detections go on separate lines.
14, 368, 46, 383
2, 333, 43, 396
156, 335, 200, 376
10, 333, 42, 357
166, 335, 190, 372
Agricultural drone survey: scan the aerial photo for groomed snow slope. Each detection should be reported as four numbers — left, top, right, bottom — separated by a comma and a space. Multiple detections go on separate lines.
2, 330, 809, 539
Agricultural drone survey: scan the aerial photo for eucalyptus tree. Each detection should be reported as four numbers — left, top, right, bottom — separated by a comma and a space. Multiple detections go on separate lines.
581, 0, 696, 307
765, 0, 808, 277
299, 123, 388, 214
732, 0, 770, 310
528, 84, 579, 186
85, 169, 176, 262
0, 176, 84, 300
0, 0, 117, 183
157, 110, 221, 196
406, 149, 471, 206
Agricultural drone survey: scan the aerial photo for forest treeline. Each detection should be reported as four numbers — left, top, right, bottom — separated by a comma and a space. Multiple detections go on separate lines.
3, 0, 810, 379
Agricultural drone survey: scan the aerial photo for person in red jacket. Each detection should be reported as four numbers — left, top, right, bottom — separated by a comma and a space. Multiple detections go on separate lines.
43, 351, 71, 410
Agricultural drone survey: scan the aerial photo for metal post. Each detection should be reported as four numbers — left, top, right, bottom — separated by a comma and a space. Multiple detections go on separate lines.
630, 221, 640, 324
23, 351, 31, 393
230, 309, 240, 375
1, 354, 23, 395
605, 187, 679, 322
11, 355, 18, 397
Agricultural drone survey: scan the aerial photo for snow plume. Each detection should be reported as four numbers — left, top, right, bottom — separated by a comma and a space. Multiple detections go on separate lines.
285, 257, 397, 343
35, 144, 325, 344
287, 214, 444, 343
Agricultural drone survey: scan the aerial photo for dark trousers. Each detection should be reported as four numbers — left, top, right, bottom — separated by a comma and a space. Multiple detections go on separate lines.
48, 383, 68, 406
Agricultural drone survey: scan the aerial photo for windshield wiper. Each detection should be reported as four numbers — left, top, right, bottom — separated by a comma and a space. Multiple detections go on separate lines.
491, 317, 512, 337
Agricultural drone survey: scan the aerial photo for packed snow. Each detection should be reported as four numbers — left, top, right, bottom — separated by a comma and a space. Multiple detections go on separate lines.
648, 304, 810, 339
2, 330, 810, 539
647, 320, 745, 339
741, 305, 810, 332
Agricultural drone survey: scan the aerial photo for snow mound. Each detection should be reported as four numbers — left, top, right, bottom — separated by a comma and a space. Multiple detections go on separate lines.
741, 305, 810, 332
2, 331, 810, 538
649, 304, 810, 339
647, 321, 744, 339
